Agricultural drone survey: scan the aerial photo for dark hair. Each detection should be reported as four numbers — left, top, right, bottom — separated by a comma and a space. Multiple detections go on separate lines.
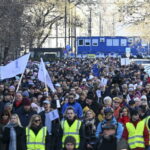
119, 106, 130, 118
64, 106, 77, 119
64, 136, 76, 147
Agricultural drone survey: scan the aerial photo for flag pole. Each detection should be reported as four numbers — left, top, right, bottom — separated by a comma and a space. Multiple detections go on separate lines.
42, 58, 49, 96
16, 72, 24, 93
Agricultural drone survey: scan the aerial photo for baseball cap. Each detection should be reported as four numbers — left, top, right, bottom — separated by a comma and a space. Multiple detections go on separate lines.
43, 100, 50, 104
104, 107, 114, 114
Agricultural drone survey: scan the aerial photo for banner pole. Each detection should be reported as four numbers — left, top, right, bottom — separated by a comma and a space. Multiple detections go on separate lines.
16, 72, 24, 93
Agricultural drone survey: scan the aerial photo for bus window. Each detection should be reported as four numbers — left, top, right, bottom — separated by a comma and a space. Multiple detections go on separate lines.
92, 39, 98, 46
78, 39, 84, 46
113, 39, 119, 46
106, 39, 113, 46
85, 39, 91, 46
121, 39, 127, 46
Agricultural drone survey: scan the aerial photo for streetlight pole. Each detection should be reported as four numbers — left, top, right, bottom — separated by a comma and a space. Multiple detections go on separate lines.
88, 8, 92, 37
64, 0, 67, 51
74, 6, 77, 57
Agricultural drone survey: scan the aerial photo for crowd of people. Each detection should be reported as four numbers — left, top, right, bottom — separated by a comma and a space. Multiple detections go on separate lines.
0, 57, 150, 150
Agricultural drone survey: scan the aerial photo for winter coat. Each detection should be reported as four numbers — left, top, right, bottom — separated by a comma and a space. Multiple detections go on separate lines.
15, 107, 37, 127
39, 110, 61, 150
118, 116, 130, 125
95, 117, 124, 140
61, 102, 83, 118
2, 126, 25, 150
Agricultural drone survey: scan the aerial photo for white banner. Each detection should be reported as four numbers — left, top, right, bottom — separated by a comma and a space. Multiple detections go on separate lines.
38, 58, 56, 93
0, 53, 30, 80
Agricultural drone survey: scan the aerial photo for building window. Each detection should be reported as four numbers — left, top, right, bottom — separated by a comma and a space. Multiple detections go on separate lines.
85, 39, 91, 46
92, 39, 98, 46
78, 39, 84, 46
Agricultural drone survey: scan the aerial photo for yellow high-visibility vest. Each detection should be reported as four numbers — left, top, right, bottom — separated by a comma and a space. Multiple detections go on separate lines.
26, 127, 47, 150
126, 121, 145, 149
61, 120, 81, 148
145, 116, 150, 145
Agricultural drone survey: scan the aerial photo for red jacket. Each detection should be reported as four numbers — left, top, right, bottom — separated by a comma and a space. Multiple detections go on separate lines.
118, 116, 130, 125
122, 120, 149, 150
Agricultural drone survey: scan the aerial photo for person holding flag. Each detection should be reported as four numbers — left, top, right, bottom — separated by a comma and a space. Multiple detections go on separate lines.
39, 100, 60, 150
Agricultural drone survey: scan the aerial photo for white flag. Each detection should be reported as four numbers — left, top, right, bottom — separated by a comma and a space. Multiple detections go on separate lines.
38, 58, 56, 93
48, 109, 59, 121
0, 53, 30, 80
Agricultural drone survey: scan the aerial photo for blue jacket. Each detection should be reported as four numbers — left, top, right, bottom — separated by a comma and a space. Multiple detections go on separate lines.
61, 102, 83, 118
95, 117, 124, 140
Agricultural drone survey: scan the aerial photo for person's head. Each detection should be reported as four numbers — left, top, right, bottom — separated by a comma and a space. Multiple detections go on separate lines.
138, 105, 148, 118
128, 100, 135, 108
104, 107, 114, 121
113, 97, 121, 109
128, 88, 134, 95
23, 99, 31, 112
80, 93, 87, 101
85, 109, 95, 120
8, 85, 15, 93
4, 102, 13, 112
68, 93, 76, 104
122, 84, 128, 91
64, 136, 76, 150
10, 114, 22, 127
131, 110, 139, 122
103, 96, 112, 107
65, 107, 76, 120
0, 110, 11, 122
15, 92, 23, 101
86, 92, 94, 105
120, 106, 130, 117
0, 84, 4, 92
28, 114, 42, 128
43, 100, 51, 112
134, 97, 141, 107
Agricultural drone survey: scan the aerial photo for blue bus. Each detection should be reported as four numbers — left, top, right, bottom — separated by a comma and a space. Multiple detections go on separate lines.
77, 36, 148, 56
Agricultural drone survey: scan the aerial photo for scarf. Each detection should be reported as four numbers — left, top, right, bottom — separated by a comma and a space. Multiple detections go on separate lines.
85, 119, 96, 131
6, 123, 17, 150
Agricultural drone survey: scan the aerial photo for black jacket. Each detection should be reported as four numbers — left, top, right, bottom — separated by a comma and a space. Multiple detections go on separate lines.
3, 126, 25, 150
15, 107, 37, 127
39, 110, 61, 150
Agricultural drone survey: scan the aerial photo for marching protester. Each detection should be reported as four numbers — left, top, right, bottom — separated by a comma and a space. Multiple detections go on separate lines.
83, 109, 98, 150
122, 110, 149, 150
16, 98, 37, 127
60, 107, 85, 150
39, 100, 60, 150
96, 107, 124, 140
25, 114, 50, 150
3, 114, 25, 150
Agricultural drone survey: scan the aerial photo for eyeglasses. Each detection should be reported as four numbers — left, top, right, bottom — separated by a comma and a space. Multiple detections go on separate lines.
34, 119, 41, 123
